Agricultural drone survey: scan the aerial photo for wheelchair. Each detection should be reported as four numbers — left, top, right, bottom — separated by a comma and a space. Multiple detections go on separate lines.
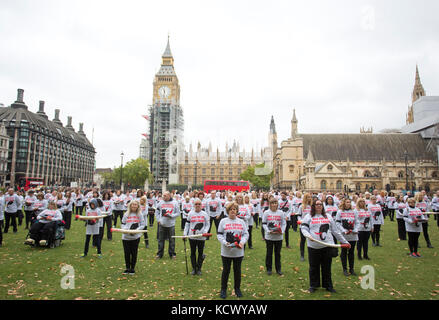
24, 216, 66, 248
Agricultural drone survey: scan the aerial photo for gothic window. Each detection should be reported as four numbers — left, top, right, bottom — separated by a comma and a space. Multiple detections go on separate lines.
327, 164, 333, 172
398, 171, 404, 178
336, 180, 342, 190
356, 183, 361, 191
289, 165, 295, 173
432, 171, 438, 178
364, 170, 372, 177
320, 180, 327, 190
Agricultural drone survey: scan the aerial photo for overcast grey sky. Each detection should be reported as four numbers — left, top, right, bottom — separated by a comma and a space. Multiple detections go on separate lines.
1, 0, 438, 168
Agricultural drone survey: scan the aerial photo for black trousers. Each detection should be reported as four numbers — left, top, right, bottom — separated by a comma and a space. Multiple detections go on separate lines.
388, 209, 395, 221
75, 206, 84, 215
221, 256, 243, 291
112, 210, 124, 227
265, 240, 282, 272
422, 222, 431, 245
84, 234, 101, 255
434, 210, 439, 227
189, 239, 205, 270
291, 215, 298, 232
308, 247, 333, 289
407, 231, 420, 253
63, 211, 72, 230
143, 225, 149, 242
208, 215, 223, 235
300, 230, 307, 257
253, 212, 259, 227
382, 207, 388, 219
30, 221, 57, 242
148, 210, 155, 226
181, 217, 187, 231
0, 220, 2, 244
357, 231, 371, 257
340, 240, 357, 271
24, 210, 36, 229
371, 224, 381, 244
261, 222, 265, 239
157, 225, 176, 258
18, 209, 24, 225
4, 211, 17, 233
284, 220, 291, 246
248, 226, 253, 248
123, 238, 140, 270
397, 218, 407, 240
99, 215, 113, 240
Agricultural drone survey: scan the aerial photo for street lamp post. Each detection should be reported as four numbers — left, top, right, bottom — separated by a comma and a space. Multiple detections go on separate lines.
120, 152, 124, 191
404, 150, 409, 192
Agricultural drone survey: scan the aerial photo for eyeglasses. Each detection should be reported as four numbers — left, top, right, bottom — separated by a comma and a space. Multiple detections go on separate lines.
315, 203, 323, 206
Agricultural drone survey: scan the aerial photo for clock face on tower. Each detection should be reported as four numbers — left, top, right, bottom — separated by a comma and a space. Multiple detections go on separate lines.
159, 85, 171, 98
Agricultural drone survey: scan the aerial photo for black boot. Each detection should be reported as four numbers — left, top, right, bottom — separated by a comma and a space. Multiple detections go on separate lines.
235, 288, 243, 298
196, 254, 205, 275
145, 240, 149, 249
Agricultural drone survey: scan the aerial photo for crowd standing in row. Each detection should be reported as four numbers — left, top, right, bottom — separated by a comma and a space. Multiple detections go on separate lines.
1, 186, 437, 298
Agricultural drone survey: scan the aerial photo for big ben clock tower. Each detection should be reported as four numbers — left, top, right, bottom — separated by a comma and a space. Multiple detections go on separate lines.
148, 37, 184, 186
152, 36, 181, 105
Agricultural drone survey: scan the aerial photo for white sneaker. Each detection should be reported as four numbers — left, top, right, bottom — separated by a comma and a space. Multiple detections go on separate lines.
39, 240, 47, 246
25, 238, 35, 245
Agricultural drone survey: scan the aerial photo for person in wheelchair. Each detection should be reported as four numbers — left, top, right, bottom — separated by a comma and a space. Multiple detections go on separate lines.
25, 201, 63, 247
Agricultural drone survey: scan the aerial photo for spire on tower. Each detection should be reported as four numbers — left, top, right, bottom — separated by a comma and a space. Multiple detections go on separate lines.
412, 64, 425, 104
162, 34, 173, 58
270, 115, 276, 134
291, 108, 298, 138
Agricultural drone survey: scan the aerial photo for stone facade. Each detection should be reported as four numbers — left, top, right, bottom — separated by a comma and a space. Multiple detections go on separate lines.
0, 89, 95, 188
0, 121, 9, 187
178, 140, 272, 186
273, 66, 439, 193
273, 114, 439, 193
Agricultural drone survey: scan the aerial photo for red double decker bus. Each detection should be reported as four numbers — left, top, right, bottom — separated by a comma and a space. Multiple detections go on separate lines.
204, 180, 250, 193
18, 177, 44, 191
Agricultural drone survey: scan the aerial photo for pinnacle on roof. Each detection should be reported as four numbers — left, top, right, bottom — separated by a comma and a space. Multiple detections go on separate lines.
270, 115, 276, 134
162, 35, 173, 58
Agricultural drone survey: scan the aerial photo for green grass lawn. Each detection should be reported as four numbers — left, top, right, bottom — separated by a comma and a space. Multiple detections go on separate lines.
1, 217, 438, 300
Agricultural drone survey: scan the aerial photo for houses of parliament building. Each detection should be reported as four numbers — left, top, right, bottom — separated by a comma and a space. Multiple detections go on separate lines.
272, 66, 439, 193
141, 39, 438, 192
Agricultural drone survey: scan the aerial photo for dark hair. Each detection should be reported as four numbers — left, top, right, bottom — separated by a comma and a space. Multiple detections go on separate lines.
310, 199, 327, 217
325, 196, 334, 205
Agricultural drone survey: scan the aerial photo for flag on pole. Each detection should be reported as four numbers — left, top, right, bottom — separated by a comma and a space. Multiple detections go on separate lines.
142, 115, 150, 121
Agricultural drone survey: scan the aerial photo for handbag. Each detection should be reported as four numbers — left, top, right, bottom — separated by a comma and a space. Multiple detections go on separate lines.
330, 247, 339, 258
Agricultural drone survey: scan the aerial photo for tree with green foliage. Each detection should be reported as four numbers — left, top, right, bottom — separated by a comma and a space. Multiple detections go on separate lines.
101, 158, 152, 189
240, 163, 273, 190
